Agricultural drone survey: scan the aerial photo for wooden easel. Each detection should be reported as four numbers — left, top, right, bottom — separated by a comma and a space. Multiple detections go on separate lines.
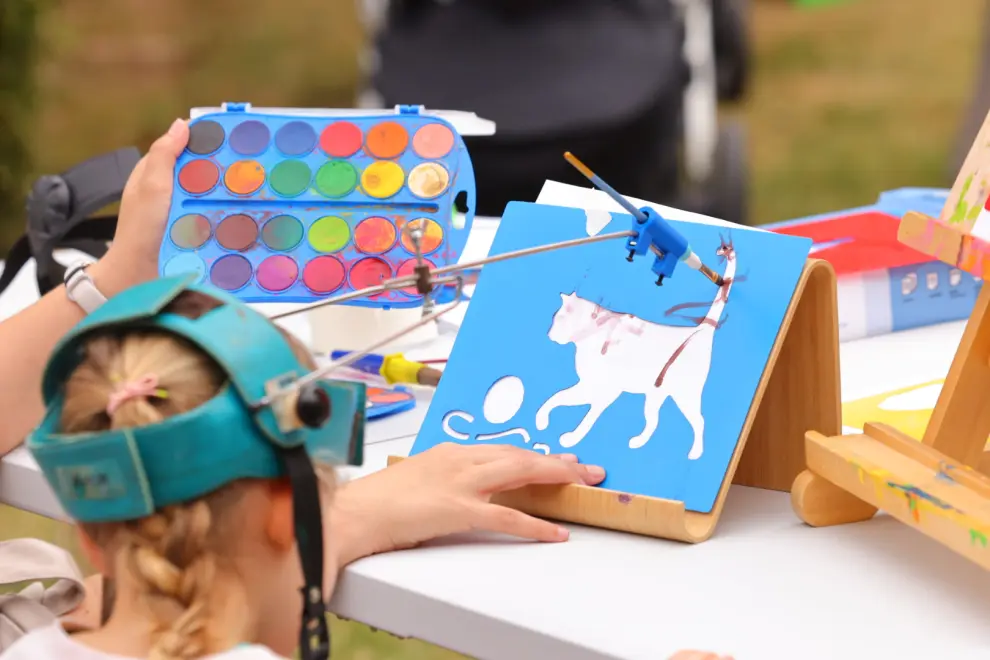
791, 110, 990, 569
392, 257, 841, 543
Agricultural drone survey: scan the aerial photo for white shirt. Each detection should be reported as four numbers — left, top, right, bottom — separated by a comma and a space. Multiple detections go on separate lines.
0, 623, 286, 659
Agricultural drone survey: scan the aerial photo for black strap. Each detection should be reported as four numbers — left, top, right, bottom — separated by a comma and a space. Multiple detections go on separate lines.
281, 446, 331, 660
0, 235, 33, 297
34, 216, 118, 293
61, 149, 141, 227
0, 148, 139, 299
0, 215, 118, 297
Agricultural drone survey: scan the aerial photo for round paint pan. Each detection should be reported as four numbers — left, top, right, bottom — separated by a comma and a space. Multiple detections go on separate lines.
169, 214, 212, 250
228, 120, 270, 156
275, 121, 317, 157
177, 160, 220, 195
315, 161, 358, 198
210, 254, 253, 291
308, 216, 351, 254
348, 257, 393, 297
162, 253, 207, 283
361, 160, 405, 199
224, 160, 266, 196
412, 123, 455, 159
365, 121, 409, 159
353, 216, 398, 255
256, 255, 299, 292
269, 160, 311, 198
261, 215, 304, 252
215, 214, 259, 252
320, 122, 363, 158
302, 256, 346, 294
187, 120, 225, 156
396, 258, 437, 296
399, 218, 444, 255
407, 162, 450, 199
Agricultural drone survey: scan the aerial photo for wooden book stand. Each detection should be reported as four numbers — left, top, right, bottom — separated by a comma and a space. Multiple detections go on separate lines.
393, 257, 841, 543
792, 110, 990, 568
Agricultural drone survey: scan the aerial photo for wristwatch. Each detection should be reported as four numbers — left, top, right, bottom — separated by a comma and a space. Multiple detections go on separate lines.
64, 260, 107, 314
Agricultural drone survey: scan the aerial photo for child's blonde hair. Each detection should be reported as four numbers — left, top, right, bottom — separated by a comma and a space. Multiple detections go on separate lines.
59, 291, 319, 660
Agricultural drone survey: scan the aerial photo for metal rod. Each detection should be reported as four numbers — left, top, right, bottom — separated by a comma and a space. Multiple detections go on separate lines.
432, 229, 635, 276
259, 277, 467, 406
270, 229, 635, 321
270, 273, 460, 319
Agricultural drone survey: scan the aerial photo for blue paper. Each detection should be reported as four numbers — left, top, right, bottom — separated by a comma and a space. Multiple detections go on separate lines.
410, 202, 813, 513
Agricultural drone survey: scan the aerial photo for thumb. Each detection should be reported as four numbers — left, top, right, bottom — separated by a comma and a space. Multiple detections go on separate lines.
475, 503, 570, 542
142, 118, 189, 184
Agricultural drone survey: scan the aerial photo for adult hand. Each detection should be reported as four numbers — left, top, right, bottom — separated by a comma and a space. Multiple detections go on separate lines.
90, 119, 189, 296
330, 443, 606, 567
667, 652, 734, 660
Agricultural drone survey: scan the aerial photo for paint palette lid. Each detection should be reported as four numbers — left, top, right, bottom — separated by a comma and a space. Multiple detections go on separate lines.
365, 385, 417, 420
189, 103, 496, 137
765, 189, 950, 276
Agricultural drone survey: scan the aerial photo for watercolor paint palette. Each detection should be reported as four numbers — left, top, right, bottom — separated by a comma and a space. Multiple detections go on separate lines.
161, 103, 476, 307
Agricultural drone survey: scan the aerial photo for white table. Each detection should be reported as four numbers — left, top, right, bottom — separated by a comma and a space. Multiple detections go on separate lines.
5, 238, 990, 659
326, 320, 990, 660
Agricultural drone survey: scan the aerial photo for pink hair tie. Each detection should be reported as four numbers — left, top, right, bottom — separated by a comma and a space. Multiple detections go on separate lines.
106, 374, 164, 416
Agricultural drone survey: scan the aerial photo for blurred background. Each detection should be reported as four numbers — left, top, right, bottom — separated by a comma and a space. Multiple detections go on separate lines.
0, 0, 986, 657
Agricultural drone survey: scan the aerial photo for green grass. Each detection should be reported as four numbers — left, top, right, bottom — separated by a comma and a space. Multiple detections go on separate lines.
1, 0, 985, 657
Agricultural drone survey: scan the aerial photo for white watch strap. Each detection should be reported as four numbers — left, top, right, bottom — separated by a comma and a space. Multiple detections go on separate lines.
64, 263, 108, 314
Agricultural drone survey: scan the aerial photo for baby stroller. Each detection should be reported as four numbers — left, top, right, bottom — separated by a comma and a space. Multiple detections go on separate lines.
676, 0, 750, 227
357, 0, 751, 226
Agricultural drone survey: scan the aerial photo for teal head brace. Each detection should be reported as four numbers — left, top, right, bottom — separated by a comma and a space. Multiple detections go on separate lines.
28, 274, 365, 660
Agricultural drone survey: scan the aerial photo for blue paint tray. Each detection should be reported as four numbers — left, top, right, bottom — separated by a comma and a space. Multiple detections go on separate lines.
160, 103, 477, 307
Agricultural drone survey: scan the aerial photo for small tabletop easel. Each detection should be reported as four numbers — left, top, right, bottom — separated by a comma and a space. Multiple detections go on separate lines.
791, 109, 990, 568
393, 256, 842, 544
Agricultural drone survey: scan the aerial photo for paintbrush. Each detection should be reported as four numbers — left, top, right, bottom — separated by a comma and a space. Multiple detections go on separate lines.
563, 151, 725, 287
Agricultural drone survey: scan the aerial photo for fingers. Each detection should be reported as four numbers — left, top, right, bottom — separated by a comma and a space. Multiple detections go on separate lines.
142, 118, 189, 187
474, 503, 570, 542
474, 452, 605, 494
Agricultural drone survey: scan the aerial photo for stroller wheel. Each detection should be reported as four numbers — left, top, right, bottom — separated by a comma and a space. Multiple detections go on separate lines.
713, 0, 750, 102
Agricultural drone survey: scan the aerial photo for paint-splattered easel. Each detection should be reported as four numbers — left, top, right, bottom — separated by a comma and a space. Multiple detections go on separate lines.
792, 107, 990, 567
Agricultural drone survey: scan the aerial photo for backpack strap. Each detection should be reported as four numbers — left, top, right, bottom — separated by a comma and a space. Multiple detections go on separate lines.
0, 148, 140, 298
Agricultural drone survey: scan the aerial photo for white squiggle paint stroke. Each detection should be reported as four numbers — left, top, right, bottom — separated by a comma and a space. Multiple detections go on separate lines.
585, 209, 612, 237
532, 443, 551, 454
477, 428, 532, 443
442, 411, 474, 440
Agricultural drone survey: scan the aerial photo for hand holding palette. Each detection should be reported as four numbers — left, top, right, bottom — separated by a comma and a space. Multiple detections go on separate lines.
162, 103, 476, 306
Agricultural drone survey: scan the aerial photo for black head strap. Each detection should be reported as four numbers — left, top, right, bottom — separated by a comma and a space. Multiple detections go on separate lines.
0, 148, 140, 297
281, 446, 331, 660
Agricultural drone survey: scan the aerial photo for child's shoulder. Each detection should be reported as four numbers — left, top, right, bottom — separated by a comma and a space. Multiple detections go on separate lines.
0, 624, 68, 658
0, 625, 287, 660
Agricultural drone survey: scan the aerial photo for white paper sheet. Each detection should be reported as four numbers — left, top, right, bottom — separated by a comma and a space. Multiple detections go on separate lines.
535, 180, 768, 232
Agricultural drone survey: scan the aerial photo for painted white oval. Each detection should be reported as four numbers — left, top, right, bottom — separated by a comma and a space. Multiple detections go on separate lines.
483, 376, 525, 424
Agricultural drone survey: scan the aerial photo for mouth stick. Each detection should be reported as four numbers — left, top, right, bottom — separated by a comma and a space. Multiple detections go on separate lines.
564, 152, 649, 223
